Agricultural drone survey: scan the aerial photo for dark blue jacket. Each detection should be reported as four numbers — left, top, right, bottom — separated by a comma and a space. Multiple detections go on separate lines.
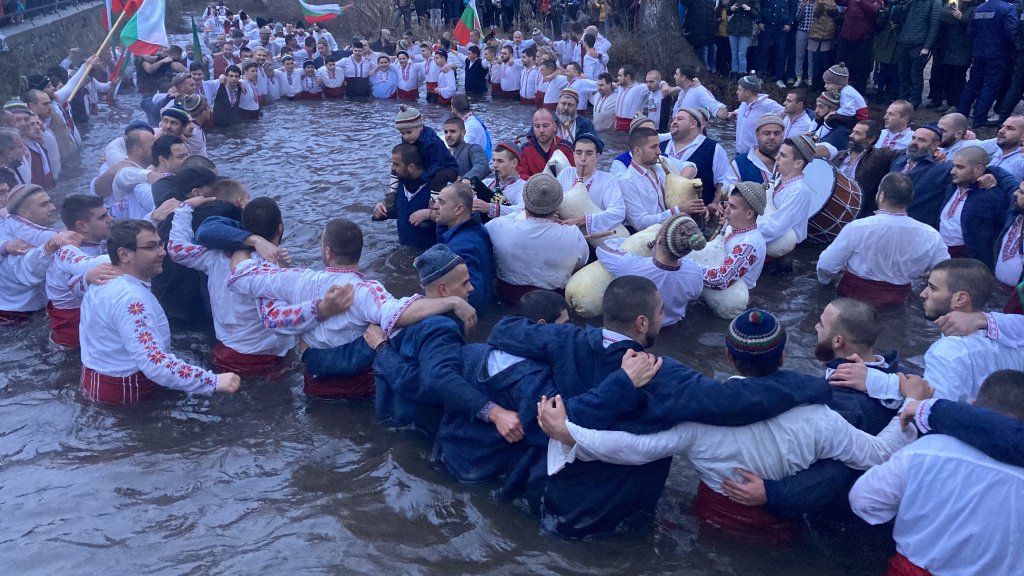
437, 216, 494, 314
374, 315, 491, 436
416, 126, 460, 190
759, 0, 797, 25
395, 178, 437, 249
487, 317, 832, 537
762, 351, 903, 519
942, 169, 1014, 271
968, 0, 1018, 58
893, 154, 953, 228
929, 399, 1024, 467
434, 343, 557, 488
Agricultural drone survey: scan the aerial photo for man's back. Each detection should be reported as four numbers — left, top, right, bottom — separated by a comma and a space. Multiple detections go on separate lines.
851, 434, 1024, 576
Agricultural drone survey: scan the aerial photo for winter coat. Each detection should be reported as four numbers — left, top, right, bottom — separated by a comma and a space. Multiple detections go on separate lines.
939, 3, 977, 67
894, 0, 942, 48
687, 0, 720, 46
760, 0, 798, 25
726, 0, 760, 36
836, 0, 884, 42
809, 0, 839, 40
873, 4, 899, 62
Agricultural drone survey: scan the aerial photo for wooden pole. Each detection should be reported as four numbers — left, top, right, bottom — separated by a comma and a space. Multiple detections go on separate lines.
66, 8, 133, 103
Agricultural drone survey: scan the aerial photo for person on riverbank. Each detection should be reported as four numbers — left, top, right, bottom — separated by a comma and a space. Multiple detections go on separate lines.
79, 219, 241, 405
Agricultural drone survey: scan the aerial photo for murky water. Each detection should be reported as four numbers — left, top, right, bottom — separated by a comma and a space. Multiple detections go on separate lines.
0, 84, 941, 573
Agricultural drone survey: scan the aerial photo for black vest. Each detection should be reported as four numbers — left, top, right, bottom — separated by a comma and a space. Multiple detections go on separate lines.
661, 137, 720, 204
213, 83, 241, 127
465, 59, 488, 95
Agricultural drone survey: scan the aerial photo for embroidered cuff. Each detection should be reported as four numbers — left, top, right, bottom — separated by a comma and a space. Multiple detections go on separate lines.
914, 399, 936, 435
984, 312, 999, 340
312, 299, 323, 322
477, 401, 497, 422
488, 203, 499, 219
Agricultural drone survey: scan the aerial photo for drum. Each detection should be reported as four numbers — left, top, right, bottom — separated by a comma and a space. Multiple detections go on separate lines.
803, 158, 862, 244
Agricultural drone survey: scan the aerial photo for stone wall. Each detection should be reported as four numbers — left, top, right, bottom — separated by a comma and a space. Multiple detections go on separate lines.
0, 4, 106, 102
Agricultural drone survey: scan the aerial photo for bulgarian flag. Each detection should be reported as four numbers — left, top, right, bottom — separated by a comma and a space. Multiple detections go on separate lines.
102, 0, 128, 31
299, 1, 352, 23
453, 0, 481, 46
119, 0, 168, 56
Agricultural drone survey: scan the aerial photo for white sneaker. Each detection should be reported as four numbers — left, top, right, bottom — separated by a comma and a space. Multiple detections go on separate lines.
792, 79, 803, 87
775, 80, 787, 88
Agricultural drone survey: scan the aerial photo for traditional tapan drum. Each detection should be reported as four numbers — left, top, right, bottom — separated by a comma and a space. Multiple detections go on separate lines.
803, 158, 862, 244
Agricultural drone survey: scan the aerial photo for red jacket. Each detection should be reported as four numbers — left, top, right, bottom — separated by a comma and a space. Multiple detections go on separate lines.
836, 0, 884, 42
517, 136, 575, 180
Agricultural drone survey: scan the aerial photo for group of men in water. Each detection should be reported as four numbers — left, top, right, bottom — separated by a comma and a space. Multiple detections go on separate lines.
0, 4, 1023, 575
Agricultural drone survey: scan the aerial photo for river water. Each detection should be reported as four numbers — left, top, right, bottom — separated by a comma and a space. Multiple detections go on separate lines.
0, 80, 943, 574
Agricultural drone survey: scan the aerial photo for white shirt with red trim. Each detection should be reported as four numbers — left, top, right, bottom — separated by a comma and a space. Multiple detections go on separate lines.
0, 215, 57, 312
47, 243, 108, 310
699, 224, 766, 290
228, 258, 419, 350
396, 62, 423, 92
619, 161, 676, 230
557, 168, 625, 235
80, 274, 217, 394
596, 238, 703, 326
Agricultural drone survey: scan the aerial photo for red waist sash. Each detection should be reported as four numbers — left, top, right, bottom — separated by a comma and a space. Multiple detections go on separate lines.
302, 368, 375, 400
81, 366, 158, 405
837, 272, 912, 309
520, 96, 534, 105
615, 116, 632, 131
535, 92, 545, 108
490, 82, 501, 97
426, 81, 438, 93
47, 302, 81, 348
947, 244, 969, 258
292, 91, 323, 101
211, 342, 288, 379
885, 553, 932, 576
396, 88, 419, 101
0, 309, 33, 326
437, 94, 453, 106
322, 86, 345, 99
692, 481, 802, 546
542, 102, 557, 110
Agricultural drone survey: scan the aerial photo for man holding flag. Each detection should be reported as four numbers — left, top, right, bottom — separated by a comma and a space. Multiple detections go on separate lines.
299, 1, 354, 24
453, 0, 482, 47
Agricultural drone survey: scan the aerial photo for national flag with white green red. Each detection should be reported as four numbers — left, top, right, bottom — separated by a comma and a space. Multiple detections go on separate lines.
299, 1, 352, 23
453, 0, 481, 46
119, 0, 168, 56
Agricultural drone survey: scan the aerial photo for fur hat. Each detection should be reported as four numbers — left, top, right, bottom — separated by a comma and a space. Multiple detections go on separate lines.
395, 104, 423, 131
523, 173, 563, 216
726, 308, 787, 366
414, 244, 465, 287
734, 181, 767, 216
823, 62, 850, 87
657, 214, 706, 259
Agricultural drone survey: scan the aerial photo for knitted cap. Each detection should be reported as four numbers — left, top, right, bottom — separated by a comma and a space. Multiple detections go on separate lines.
282, 54, 295, 62
523, 173, 563, 215
559, 87, 580, 103
726, 308, 787, 366
414, 243, 465, 287
658, 214, 706, 259
302, 59, 315, 68
823, 62, 849, 87
172, 72, 191, 86
176, 94, 203, 112
3, 98, 30, 114
738, 74, 761, 92
789, 133, 817, 164
629, 112, 655, 133
395, 104, 423, 130
240, 58, 257, 70
755, 113, 785, 132
816, 89, 840, 109
574, 132, 604, 154
160, 107, 190, 125
680, 107, 708, 128
6, 184, 45, 215
734, 181, 767, 216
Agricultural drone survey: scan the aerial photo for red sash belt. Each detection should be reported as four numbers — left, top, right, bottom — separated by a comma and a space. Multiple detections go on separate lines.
692, 481, 802, 546
0, 309, 33, 326
542, 102, 557, 110
535, 92, 545, 108
211, 342, 288, 379
885, 553, 932, 576
322, 86, 345, 99
427, 81, 438, 94
947, 244, 969, 258
302, 368, 375, 400
437, 94, 453, 106
520, 97, 534, 105
396, 88, 419, 101
500, 89, 518, 100
615, 116, 632, 132
495, 278, 563, 306
81, 366, 158, 405
256, 95, 267, 108
47, 302, 80, 348
490, 82, 501, 97
837, 272, 912, 310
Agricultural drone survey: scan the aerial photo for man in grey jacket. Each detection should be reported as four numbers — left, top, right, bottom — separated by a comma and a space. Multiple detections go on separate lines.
894, 0, 942, 107
444, 116, 489, 182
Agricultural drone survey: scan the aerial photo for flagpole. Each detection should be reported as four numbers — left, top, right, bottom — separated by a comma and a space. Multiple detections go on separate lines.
67, 7, 134, 103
